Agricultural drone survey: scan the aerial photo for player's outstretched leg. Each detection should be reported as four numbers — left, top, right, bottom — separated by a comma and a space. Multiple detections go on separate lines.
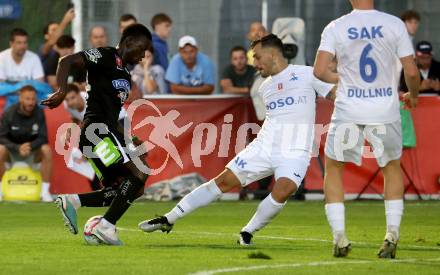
378, 159, 403, 259
138, 169, 240, 233
238, 177, 296, 246
324, 157, 351, 257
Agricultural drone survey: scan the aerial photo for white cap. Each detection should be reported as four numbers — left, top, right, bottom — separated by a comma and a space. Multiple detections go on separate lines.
178, 35, 197, 48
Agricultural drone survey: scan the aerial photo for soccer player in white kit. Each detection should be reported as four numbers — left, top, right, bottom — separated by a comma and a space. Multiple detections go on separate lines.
138, 34, 336, 245
313, 0, 420, 258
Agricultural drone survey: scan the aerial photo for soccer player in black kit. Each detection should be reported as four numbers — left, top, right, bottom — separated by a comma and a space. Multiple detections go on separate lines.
42, 24, 152, 245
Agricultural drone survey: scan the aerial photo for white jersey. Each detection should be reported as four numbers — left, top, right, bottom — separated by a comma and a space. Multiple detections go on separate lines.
0, 49, 44, 82
318, 9, 414, 124
64, 92, 127, 122
257, 64, 333, 153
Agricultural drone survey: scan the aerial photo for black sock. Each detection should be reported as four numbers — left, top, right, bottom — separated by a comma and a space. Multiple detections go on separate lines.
103, 174, 145, 225
78, 187, 118, 207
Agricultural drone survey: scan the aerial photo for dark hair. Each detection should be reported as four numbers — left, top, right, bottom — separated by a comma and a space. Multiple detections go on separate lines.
400, 10, 421, 22
230, 45, 247, 56
151, 13, 172, 29
66, 84, 80, 94
19, 85, 36, 94
120, 23, 152, 45
56, 35, 75, 49
250, 33, 283, 53
119, 14, 137, 24
10, 28, 28, 42
43, 21, 57, 36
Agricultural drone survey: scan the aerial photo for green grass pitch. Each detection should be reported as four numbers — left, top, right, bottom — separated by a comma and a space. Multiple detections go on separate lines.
1, 200, 439, 274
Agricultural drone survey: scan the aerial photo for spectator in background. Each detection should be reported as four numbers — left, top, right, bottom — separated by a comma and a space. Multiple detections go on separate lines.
0, 28, 44, 83
89, 26, 108, 48
151, 13, 173, 71
46, 35, 80, 89
246, 22, 269, 65
40, 8, 75, 73
401, 41, 440, 95
0, 85, 52, 202
400, 10, 420, 46
131, 49, 167, 95
166, 35, 215, 95
119, 14, 137, 34
221, 46, 256, 94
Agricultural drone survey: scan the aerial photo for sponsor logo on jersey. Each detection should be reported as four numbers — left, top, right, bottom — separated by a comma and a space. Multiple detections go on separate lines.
265, 96, 307, 110
290, 73, 298, 81
84, 48, 102, 63
277, 83, 283, 90
234, 157, 247, 169
112, 79, 131, 103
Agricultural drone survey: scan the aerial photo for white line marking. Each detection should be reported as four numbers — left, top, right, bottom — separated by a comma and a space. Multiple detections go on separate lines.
118, 228, 440, 251
189, 257, 440, 275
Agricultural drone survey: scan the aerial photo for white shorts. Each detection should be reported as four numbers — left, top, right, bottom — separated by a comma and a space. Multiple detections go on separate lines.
226, 139, 311, 188
324, 119, 402, 167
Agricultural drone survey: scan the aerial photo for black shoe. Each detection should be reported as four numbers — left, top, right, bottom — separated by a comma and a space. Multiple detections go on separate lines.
237, 231, 253, 246
138, 216, 173, 233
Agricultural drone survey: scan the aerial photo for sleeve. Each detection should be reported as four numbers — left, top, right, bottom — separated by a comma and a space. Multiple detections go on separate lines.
396, 22, 415, 58
80, 47, 111, 71
30, 109, 48, 150
165, 55, 181, 84
311, 72, 335, 97
0, 109, 19, 152
317, 22, 337, 55
203, 57, 215, 86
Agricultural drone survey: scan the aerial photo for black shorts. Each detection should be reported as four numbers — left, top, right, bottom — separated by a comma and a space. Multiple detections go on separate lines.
79, 122, 131, 185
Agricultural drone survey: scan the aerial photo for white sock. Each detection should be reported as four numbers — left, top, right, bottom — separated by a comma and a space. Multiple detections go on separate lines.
100, 217, 116, 228
325, 202, 345, 241
385, 199, 403, 240
241, 193, 285, 234
68, 194, 81, 210
165, 179, 222, 224
41, 182, 50, 194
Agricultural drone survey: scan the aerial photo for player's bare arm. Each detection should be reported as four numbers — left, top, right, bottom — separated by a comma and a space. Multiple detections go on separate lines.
41, 53, 86, 109
313, 51, 339, 84
400, 55, 421, 109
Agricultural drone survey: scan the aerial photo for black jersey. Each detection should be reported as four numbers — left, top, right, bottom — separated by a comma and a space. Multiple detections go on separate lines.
79, 47, 131, 129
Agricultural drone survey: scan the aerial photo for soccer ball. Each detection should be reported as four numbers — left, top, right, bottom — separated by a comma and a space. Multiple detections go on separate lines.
83, 215, 103, 245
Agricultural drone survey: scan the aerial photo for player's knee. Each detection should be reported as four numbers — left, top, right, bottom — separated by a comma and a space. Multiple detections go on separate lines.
272, 178, 298, 203
215, 169, 241, 193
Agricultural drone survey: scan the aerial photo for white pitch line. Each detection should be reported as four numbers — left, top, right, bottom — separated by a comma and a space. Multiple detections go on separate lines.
189, 257, 440, 275
118, 227, 440, 251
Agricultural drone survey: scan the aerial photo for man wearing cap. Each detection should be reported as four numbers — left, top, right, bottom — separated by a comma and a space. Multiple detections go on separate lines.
165, 35, 215, 94
400, 41, 440, 95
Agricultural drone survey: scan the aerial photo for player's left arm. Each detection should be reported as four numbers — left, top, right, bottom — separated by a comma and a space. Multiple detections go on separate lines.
313, 51, 339, 84
41, 53, 86, 108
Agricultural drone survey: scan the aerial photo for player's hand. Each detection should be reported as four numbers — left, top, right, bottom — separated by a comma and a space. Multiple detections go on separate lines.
19, 143, 31, 157
41, 90, 66, 109
402, 92, 418, 110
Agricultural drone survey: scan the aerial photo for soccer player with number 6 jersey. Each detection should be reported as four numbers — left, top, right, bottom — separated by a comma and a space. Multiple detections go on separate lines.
314, 0, 420, 258
138, 34, 336, 245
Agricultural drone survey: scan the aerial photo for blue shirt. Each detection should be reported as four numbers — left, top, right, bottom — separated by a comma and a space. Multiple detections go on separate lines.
165, 52, 215, 87
152, 33, 169, 70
